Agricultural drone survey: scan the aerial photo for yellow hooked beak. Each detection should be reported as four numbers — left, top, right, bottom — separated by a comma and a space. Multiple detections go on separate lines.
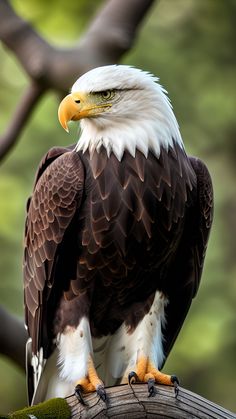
58, 92, 112, 132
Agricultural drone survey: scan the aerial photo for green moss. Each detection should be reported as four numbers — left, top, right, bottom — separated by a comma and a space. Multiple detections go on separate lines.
8, 398, 71, 419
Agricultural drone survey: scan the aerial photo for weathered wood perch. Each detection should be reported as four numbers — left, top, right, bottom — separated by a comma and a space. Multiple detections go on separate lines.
65, 384, 236, 418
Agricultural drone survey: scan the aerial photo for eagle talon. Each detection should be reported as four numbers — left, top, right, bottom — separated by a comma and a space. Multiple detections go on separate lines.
96, 384, 106, 402
171, 375, 180, 398
75, 384, 86, 405
128, 371, 139, 385
147, 378, 156, 397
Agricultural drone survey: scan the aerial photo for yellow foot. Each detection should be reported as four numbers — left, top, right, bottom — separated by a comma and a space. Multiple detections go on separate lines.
127, 356, 179, 397
75, 356, 106, 403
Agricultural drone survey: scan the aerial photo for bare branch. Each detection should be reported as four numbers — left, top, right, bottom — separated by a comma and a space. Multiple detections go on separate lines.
0, 305, 27, 370
0, 0, 155, 91
80, 0, 156, 61
0, 0, 155, 163
0, 0, 54, 84
33, 0, 157, 91
12, 384, 233, 418
64, 384, 235, 419
0, 83, 45, 163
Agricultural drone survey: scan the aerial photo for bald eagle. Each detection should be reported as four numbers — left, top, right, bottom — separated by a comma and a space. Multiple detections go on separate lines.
24, 65, 213, 404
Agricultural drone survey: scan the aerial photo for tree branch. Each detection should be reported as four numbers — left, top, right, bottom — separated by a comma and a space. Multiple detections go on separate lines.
0, 306, 27, 370
66, 384, 236, 419
8, 384, 236, 418
0, 0, 54, 84
77, 0, 155, 66
0, 82, 45, 163
45, 0, 156, 91
0, 0, 155, 90
0, 0, 155, 164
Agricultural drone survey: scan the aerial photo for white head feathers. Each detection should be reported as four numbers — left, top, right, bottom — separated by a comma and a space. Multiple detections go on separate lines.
72, 65, 183, 160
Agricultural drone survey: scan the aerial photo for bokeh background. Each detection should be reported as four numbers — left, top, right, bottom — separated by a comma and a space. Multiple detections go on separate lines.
0, 0, 236, 414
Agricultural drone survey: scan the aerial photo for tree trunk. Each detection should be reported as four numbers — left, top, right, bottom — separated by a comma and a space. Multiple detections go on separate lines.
66, 384, 236, 419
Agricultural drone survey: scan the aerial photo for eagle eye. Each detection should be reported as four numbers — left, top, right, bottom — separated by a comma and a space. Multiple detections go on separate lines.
100, 90, 114, 101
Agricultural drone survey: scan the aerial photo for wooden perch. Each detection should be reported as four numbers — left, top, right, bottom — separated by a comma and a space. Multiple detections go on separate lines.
8, 384, 236, 418
65, 384, 236, 418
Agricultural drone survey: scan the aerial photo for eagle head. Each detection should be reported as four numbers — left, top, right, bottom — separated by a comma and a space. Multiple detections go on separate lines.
58, 65, 183, 160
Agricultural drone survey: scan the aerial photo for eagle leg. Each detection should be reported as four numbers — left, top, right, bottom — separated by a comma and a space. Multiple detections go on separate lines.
144, 360, 179, 397
128, 355, 148, 384
127, 356, 179, 397
74, 356, 106, 402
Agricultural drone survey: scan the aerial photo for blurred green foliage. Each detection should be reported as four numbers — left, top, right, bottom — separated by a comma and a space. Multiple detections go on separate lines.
0, 0, 235, 414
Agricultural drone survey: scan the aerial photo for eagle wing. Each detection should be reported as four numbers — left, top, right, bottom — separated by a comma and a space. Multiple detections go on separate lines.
161, 156, 213, 364
23, 147, 84, 357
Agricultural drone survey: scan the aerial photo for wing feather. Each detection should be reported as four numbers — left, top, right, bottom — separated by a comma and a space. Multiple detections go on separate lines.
161, 156, 213, 364
23, 150, 84, 356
